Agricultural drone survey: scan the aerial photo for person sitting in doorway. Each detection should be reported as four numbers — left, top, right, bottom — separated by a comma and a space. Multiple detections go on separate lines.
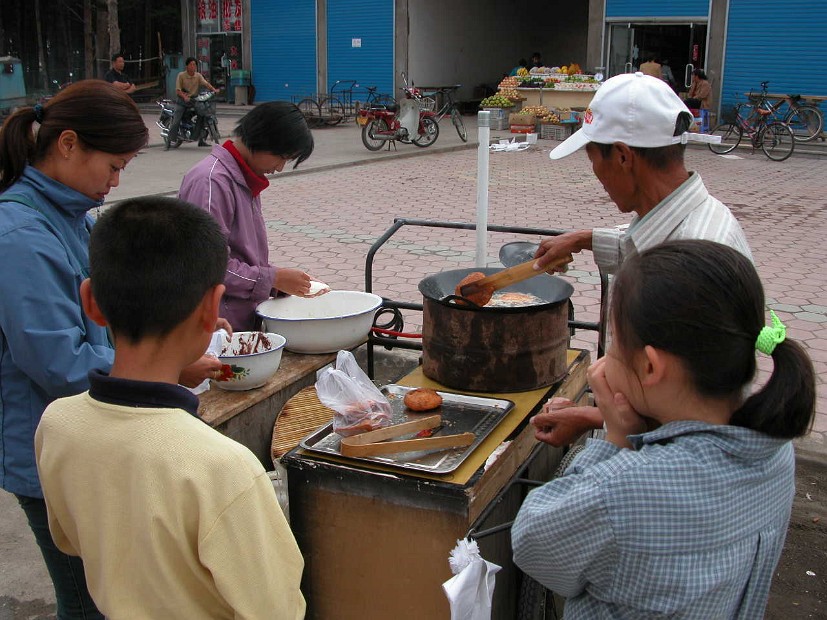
104, 53, 136, 95
685, 68, 711, 110
165, 57, 219, 149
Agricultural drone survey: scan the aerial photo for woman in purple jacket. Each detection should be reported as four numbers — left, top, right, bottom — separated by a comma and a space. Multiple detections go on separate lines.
179, 102, 315, 330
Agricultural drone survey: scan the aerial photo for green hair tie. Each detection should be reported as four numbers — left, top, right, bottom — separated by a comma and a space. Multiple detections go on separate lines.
755, 310, 786, 355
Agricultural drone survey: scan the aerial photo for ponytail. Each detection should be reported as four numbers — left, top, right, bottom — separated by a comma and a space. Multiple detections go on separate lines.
730, 339, 815, 438
0, 107, 38, 192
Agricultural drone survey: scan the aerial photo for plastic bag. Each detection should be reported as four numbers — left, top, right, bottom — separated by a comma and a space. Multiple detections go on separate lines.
315, 350, 392, 437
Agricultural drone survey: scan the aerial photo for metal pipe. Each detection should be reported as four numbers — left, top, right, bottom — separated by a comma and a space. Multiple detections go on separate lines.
476, 111, 490, 268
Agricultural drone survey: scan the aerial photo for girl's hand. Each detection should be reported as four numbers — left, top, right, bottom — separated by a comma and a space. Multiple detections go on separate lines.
587, 357, 647, 449
273, 268, 311, 297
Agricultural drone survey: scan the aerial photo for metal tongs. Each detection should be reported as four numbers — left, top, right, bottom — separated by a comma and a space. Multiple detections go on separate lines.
339, 415, 474, 458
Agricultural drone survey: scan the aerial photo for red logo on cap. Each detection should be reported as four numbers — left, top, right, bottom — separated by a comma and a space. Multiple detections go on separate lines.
584, 108, 593, 124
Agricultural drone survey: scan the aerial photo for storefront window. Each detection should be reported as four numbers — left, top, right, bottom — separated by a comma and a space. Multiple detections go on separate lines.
195, 0, 243, 99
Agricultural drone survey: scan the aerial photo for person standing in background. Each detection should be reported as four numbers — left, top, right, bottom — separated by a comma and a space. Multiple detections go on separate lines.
531, 52, 543, 69
510, 58, 528, 76
103, 54, 136, 95
639, 56, 662, 78
660, 58, 678, 93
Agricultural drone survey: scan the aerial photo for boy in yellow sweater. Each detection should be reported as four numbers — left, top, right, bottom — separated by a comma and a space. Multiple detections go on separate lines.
34, 197, 305, 619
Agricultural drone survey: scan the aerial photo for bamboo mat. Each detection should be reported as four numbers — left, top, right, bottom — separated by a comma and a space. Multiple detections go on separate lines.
271, 387, 334, 461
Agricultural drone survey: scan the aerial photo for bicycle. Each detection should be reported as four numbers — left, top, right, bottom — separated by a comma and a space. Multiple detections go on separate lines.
359, 85, 396, 109
421, 85, 467, 142
296, 81, 395, 128
748, 81, 824, 143
708, 101, 795, 161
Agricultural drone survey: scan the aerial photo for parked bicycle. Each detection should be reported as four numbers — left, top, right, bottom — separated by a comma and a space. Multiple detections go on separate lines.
748, 81, 824, 143
708, 101, 795, 161
297, 80, 396, 127
422, 85, 467, 142
358, 85, 396, 110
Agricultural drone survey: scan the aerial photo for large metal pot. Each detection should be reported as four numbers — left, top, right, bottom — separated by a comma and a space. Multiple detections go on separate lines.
418, 268, 574, 392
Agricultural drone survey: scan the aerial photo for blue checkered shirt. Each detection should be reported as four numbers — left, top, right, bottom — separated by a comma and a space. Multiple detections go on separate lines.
512, 421, 794, 619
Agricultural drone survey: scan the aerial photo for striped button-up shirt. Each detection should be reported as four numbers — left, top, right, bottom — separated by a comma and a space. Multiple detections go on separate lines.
512, 422, 793, 619
592, 172, 753, 275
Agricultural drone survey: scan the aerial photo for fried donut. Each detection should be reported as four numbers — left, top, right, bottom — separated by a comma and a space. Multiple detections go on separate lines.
454, 272, 495, 306
404, 388, 443, 412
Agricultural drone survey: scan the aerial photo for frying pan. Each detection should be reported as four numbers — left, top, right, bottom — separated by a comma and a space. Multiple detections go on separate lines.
419, 267, 573, 313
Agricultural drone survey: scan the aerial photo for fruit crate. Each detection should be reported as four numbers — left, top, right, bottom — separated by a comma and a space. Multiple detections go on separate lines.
482, 107, 510, 130
540, 123, 576, 141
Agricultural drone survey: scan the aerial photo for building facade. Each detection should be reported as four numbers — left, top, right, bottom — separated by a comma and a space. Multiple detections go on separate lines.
179, 0, 825, 115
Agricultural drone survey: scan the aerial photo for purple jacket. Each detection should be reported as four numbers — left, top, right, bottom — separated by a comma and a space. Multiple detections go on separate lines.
179, 145, 278, 330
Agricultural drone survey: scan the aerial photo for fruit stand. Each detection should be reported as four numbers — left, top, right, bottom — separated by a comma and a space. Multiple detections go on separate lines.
482, 66, 599, 137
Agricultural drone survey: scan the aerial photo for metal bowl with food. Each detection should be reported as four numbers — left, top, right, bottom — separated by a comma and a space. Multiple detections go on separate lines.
215, 331, 287, 391
256, 291, 382, 354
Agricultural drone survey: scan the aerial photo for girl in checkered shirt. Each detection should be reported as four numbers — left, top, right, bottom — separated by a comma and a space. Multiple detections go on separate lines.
513, 239, 815, 619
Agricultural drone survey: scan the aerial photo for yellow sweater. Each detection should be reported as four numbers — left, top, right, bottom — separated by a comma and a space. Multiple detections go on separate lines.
35, 392, 305, 619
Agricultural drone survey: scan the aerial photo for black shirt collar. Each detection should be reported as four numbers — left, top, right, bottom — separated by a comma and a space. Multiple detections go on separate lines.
88, 369, 201, 418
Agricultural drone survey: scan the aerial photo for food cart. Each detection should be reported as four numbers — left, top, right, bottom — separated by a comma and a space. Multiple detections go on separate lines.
199, 346, 589, 619
198, 219, 606, 618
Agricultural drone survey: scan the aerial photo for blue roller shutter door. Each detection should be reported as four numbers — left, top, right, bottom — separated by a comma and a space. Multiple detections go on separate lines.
327, 0, 393, 97
606, 0, 709, 18
721, 0, 827, 111
250, 0, 317, 103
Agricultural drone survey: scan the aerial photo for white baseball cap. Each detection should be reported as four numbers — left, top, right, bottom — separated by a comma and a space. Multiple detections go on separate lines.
549, 72, 704, 160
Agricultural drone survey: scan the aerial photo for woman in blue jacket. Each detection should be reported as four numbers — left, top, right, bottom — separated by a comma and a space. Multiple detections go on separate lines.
0, 80, 148, 619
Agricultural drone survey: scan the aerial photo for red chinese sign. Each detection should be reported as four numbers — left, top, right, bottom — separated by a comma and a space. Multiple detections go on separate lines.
222, 0, 243, 31
198, 0, 242, 31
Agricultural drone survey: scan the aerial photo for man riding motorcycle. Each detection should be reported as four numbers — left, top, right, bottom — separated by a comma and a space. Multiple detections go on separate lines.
165, 57, 219, 150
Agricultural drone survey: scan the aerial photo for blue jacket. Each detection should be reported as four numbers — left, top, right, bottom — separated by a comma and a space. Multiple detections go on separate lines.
0, 166, 114, 497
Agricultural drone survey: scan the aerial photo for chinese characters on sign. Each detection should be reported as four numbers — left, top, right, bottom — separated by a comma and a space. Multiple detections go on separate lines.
223, 0, 243, 32
198, 0, 242, 31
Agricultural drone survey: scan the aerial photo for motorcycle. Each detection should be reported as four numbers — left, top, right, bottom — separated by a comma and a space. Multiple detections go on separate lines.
357, 73, 439, 151
156, 90, 220, 149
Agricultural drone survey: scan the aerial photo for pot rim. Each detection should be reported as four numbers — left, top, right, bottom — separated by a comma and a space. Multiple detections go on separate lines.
419, 268, 573, 313
255, 292, 383, 323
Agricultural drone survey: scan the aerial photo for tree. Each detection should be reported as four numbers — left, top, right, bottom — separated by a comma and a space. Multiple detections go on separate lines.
107, 0, 120, 58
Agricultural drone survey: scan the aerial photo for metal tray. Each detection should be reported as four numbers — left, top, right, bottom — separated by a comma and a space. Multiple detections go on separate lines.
299, 384, 514, 474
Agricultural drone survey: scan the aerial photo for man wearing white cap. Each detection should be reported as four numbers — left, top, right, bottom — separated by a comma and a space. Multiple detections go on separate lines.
530, 72, 752, 448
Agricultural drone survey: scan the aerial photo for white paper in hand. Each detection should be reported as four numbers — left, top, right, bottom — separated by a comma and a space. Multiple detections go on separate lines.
442, 538, 501, 620
188, 329, 230, 395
